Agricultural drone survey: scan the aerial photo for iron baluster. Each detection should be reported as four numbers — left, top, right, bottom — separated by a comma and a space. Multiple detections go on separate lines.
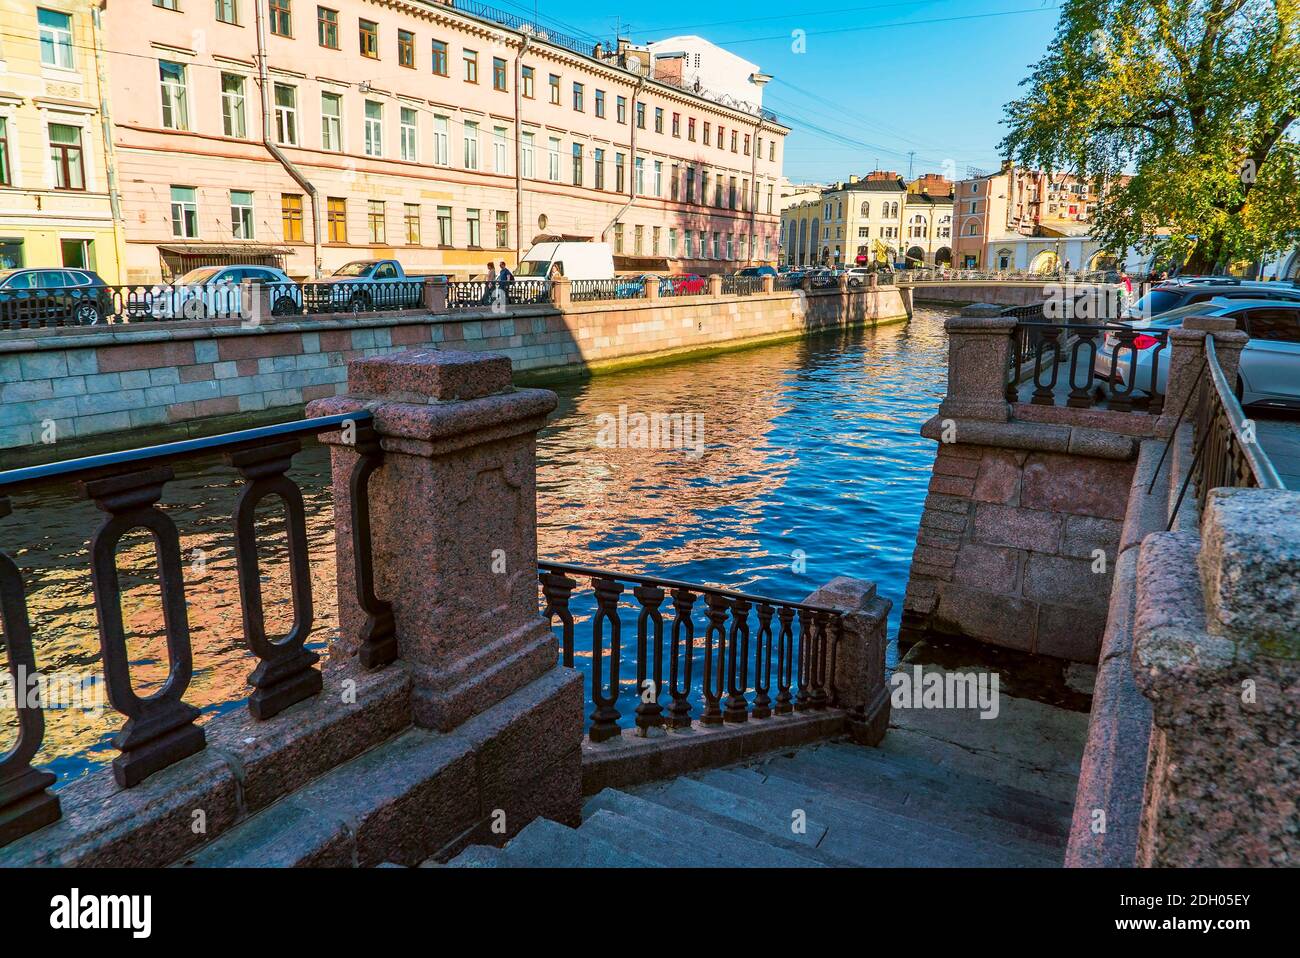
1108, 328, 1139, 412
752, 602, 775, 719
348, 422, 397, 669
810, 610, 831, 709
226, 441, 322, 720
1030, 327, 1062, 405
588, 576, 623, 742
700, 592, 728, 725
540, 569, 577, 667
794, 609, 813, 711
0, 498, 61, 847
775, 605, 795, 715
633, 583, 666, 732
827, 614, 843, 708
82, 467, 205, 788
667, 588, 697, 728
723, 596, 751, 723
1066, 328, 1099, 408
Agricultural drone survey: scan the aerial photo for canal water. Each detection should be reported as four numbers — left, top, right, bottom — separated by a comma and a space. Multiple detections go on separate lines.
2, 306, 952, 787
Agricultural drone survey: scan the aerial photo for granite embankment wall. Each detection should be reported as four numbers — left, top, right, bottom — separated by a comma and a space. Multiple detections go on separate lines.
907, 280, 1097, 308
0, 282, 910, 454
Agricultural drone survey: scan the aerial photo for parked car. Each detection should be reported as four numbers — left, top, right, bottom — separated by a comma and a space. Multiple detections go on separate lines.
734, 265, 777, 278
666, 273, 706, 295
1096, 297, 1300, 411
149, 265, 299, 320
309, 259, 427, 312
517, 242, 616, 282
615, 274, 662, 298
0, 267, 111, 327
1123, 277, 1300, 321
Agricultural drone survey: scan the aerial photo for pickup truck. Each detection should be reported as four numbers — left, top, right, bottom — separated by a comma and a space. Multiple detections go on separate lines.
308, 259, 446, 312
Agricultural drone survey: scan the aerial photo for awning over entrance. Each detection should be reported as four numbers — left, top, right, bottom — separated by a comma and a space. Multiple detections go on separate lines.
157, 244, 292, 282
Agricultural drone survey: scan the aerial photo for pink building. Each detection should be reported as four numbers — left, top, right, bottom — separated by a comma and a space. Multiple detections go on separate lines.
100, 1, 788, 281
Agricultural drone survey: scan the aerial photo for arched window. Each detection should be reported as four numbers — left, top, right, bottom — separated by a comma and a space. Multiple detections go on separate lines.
860, 201, 869, 216
966, 222, 979, 236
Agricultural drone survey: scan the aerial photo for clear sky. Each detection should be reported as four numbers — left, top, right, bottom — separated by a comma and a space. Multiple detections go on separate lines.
498, 0, 1064, 183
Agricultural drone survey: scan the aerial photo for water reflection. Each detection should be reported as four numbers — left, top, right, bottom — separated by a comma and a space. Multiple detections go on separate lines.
2, 306, 952, 786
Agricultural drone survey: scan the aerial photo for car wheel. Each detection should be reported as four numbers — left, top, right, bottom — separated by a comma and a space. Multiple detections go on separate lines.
272, 295, 298, 316
74, 301, 102, 326
348, 292, 371, 312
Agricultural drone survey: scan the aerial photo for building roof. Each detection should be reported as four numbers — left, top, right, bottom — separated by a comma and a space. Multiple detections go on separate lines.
835, 178, 907, 193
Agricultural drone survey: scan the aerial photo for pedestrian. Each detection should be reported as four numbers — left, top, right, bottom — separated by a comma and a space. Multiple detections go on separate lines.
497, 260, 513, 289
481, 261, 497, 304
1121, 271, 1133, 295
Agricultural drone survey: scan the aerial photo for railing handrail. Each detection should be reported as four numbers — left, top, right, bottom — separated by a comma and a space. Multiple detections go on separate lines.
0, 411, 368, 494
538, 559, 842, 615
1205, 337, 1285, 490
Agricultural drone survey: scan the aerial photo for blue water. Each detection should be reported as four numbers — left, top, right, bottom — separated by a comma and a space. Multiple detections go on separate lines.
4, 305, 950, 784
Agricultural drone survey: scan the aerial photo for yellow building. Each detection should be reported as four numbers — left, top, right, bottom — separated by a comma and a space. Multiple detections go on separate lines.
0, 2, 123, 281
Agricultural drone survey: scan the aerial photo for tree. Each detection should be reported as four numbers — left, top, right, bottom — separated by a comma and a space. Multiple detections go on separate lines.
1001, 0, 1299, 274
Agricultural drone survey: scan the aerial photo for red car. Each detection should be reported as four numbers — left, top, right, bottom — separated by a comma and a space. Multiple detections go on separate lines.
667, 273, 706, 295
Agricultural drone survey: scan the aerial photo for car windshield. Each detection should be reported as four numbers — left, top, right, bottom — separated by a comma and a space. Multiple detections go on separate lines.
1127, 288, 1187, 316
516, 261, 550, 277
333, 262, 374, 277
177, 267, 224, 285
1135, 302, 1224, 327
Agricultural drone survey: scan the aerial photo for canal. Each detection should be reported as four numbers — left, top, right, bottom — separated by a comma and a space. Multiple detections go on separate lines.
2, 306, 952, 786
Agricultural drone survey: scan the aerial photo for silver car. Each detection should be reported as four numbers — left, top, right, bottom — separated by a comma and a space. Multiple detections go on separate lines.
1095, 298, 1300, 411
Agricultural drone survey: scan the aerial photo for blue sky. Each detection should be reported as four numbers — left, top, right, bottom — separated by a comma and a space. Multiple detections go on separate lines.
503, 0, 1063, 183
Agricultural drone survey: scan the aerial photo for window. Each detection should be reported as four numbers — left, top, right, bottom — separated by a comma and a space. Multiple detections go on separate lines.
731, 130, 738, 152
317, 6, 338, 48
466, 208, 481, 247
520, 132, 534, 177
61, 239, 94, 270
464, 50, 478, 83
572, 83, 584, 111
493, 58, 507, 91
367, 200, 385, 244
595, 90, 605, 118
671, 164, 679, 201
398, 29, 414, 68
634, 225, 643, 255
463, 121, 479, 169
703, 121, 710, 145
155, 0, 179, 8
636, 102, 645, 129
653, 226, 660, 255
269, 0, 291, 37
653, 160, 662, 197
320, 92, 342, 150
493, 127, 507, 173
685, 167, 695, 203
159, 61, 189, 130
672, 113, 680, 137
282, 194, 304, 241
495, 211, 509, 248
718, 126, 724, 150
433, 115, 449, 165
616, 96, 626, 124
613, 223, 623, 255
221, 73, 247, 138
547, 136, 560, 181
215, 1, 239, 24
572, 143, 583, 186
743, 134, 750, 155
274, 83, 298, 145
522, 66, 534, 98
327, 197, 347, 242
170, 186, 198, 238
688, 118, 696, 140
0, 118, 10, 186
400, 108, 418, 161
684, 231, 693, 259
654, 108, 663, 133
548, 74, 560, 104
38, 9, 74, 69
49, 124, 84, 190
700, 171, 708, 204
230, 190, 254, 238
404, 203, 421, 244
634, 157, 644, 196
768, 141, 775, 161
669, 228, 678, 257
593, 148, 604, 190
431, 39, 448, 75
359, 20, 378, 58
766, 183, 773, 214
364, 100, 382, 156
712, 232, 720, 259
728, 176, 736, 209
1244, 308, 1300, 342
615, 153, 625, 193
436, 206, 452, 245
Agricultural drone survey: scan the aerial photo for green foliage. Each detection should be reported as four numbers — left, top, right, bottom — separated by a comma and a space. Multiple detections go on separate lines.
1001, 0, 1299, 272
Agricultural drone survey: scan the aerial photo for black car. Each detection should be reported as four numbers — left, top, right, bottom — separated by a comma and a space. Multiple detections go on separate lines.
0, 267, 112, 329
1125, 276, 1300, 320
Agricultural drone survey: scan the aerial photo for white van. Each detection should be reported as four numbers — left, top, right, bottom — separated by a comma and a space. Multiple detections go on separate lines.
517, 242, 615, 282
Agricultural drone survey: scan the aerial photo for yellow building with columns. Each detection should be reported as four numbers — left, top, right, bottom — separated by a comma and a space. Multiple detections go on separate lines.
0, 1, 124, 280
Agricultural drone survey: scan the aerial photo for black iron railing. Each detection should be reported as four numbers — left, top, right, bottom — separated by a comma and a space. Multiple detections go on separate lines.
0, 413, 394, 847
295, 280, 425, 315
570, 279, 626, 302
446, 280, 551, 309
721, 275, 764, 297
1006, 320, 1169, 413
538, 561, 843, 742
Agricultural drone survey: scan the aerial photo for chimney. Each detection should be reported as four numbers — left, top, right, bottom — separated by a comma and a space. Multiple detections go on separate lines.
848, 174, 859, 184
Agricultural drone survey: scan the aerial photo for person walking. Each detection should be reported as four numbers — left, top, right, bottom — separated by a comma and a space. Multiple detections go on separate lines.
481, 262, 497, 304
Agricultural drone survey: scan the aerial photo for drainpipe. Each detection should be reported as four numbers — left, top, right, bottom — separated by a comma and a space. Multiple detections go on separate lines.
514, 34, 531, 263
749, 117, 761, 264
90, 3, 127, 283
254, 0, 322, 277
602, 74, 645, 241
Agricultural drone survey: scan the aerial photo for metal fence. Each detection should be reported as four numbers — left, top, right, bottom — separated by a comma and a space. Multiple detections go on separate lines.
570, 279, 626, 302
0, 412, 395, 847
1005, 319, 1169, 413
720, 275, 765, 296
539, 561, 845, 740
446, 280, 551, 309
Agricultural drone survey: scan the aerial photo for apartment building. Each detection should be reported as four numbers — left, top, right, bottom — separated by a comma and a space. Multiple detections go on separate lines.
0, 2, 124, 280
781, 171, 952, 268
99, 0, 788, 281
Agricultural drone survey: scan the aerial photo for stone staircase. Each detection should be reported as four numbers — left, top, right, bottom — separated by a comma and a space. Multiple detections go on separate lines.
445, 739, 1072, 868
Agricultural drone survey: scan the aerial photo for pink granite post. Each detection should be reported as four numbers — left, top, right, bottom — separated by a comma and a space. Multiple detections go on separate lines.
1157, 316, 1248, 438
708, 274, 723, 297
309, 349, 559, 731
939, 304, 1016, 422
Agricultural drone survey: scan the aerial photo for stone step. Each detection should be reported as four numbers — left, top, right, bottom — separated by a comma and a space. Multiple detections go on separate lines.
699, 767, 1060, 867
767, 750, 1070, 848
440, 845, 502, 868
447, 817, 650, 868
779, 742, 1072, 837
581, 788, 825, 868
